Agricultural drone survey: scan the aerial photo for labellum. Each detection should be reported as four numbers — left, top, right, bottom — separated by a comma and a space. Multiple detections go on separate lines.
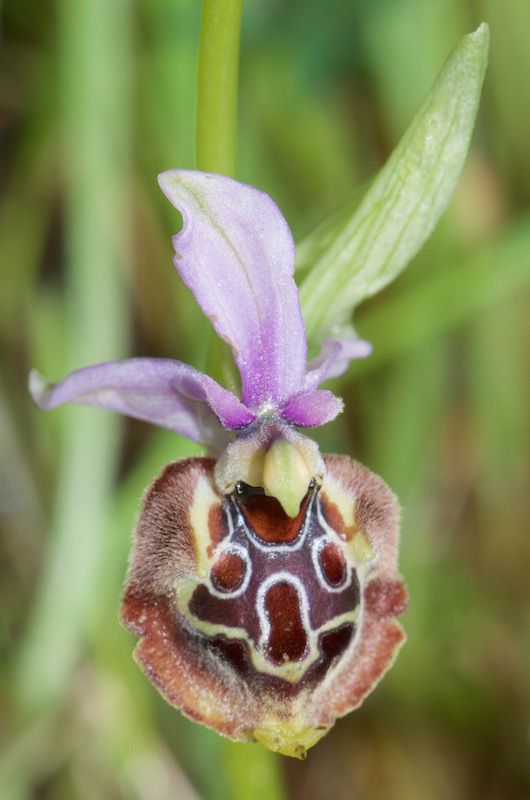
122, 450, 406, 758
30, 171, 407, 757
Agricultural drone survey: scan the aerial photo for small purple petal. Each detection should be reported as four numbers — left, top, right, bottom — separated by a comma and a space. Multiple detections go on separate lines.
29, 359, 256, 453
281, 389, 344, 428
158, 170, 307, 411
304, 336, 372, 390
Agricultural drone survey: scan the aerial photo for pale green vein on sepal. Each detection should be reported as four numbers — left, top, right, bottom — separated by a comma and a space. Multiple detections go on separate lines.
299, 23, 489, 342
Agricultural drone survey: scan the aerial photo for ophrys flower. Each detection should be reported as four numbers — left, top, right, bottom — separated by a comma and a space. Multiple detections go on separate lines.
30, 171, 407, 758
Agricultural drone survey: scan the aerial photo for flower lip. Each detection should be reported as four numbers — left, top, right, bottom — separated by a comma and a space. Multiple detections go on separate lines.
120, 453, 407, 758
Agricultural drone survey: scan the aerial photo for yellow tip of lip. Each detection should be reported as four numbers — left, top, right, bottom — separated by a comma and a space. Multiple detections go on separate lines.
253, 720, 328, 758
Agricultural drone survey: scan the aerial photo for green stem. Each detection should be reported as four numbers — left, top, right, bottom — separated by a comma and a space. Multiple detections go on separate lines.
222, 740, 287, 800
196, 0, 244, 176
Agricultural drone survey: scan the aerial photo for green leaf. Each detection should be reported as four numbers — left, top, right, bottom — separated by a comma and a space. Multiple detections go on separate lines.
298, 23, 489, 342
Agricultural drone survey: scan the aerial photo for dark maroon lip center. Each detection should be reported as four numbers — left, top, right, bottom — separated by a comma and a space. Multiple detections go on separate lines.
232, 486, 314, 546
263, 581, 308, 664
186, 485, 362, 686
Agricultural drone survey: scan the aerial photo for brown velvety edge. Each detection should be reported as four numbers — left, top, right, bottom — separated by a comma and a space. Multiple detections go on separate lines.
121, 457, 264, 741
311, 578, 408, 726
311, 455, 408, 725
126, 456, 218, 596
120, 591, 260, 742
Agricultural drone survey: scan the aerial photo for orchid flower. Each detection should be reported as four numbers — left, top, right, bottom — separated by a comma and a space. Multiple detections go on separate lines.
30, 171, 407, 757
29, 22, 490, 758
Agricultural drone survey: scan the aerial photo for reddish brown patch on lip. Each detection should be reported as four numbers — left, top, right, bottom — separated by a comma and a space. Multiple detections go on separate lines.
365, 577, 409, 618
207, 504, 227, 557
210, 551, 247, 593
264, 581, 307, 664
238, 492, 310, 544
320, 495, 347, 533
319, 541, 347, 587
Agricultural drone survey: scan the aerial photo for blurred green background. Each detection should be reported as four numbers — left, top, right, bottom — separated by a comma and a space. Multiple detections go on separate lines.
1, 1, 529, 798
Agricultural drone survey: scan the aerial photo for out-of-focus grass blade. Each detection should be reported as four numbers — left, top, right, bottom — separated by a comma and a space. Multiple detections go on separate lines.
359, 339, 452, 704
360, 342, 450, 501
139, 0, 199, 172
298, 23, 489, 341
0, 132, 57, 340
240, 51, 359, 237
0, 715, 60, 800
469, 299, 529, 575
355, 216, 530, 371
481, 0, 530, 191
362, 0, 466, 137
15, 0, 132, 712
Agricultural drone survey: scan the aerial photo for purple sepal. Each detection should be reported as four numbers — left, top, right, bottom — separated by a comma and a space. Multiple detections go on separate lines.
281, 389, 343, 428
29, 359, 256, 453
30, 173, 372, 448
158, 171, 307, 411
304, 336, 372, 390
